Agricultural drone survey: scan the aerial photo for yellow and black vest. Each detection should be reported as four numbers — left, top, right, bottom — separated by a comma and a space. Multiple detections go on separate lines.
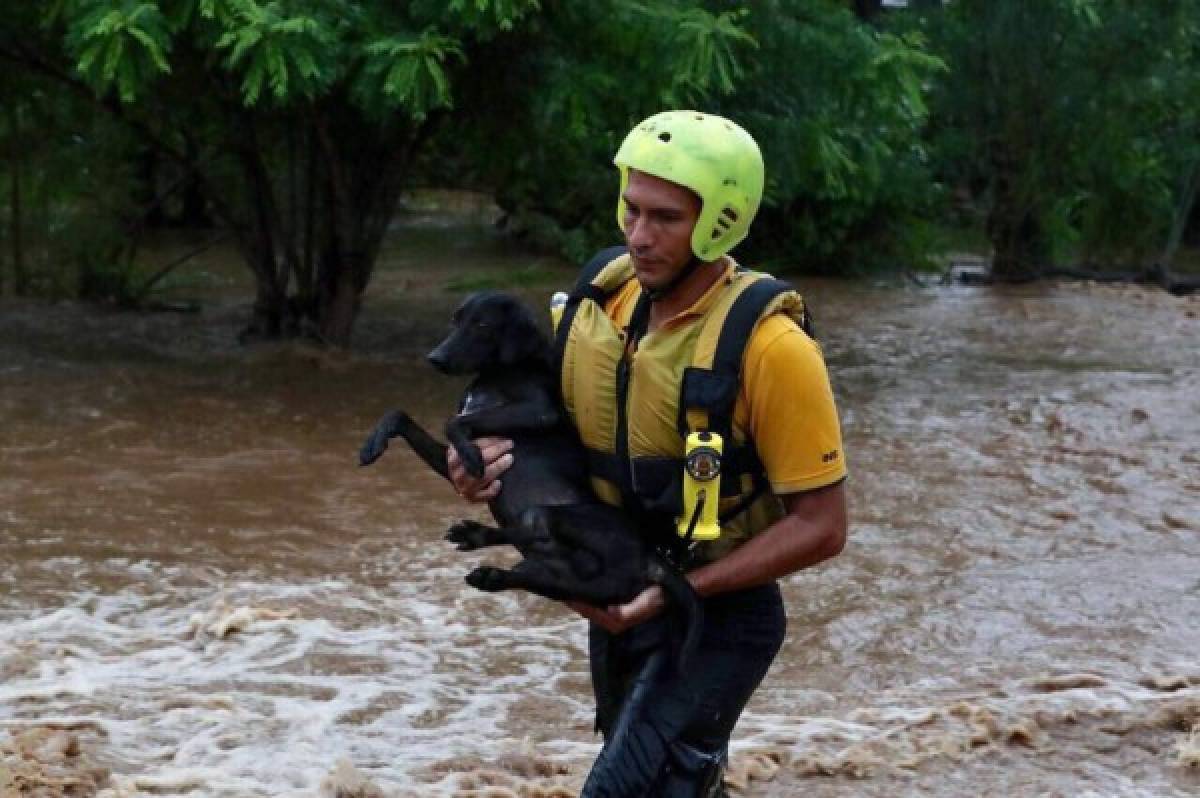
553, 247, 814, 564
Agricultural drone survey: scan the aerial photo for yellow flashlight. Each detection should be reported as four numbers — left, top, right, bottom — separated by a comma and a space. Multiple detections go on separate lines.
677, 431, 723, 542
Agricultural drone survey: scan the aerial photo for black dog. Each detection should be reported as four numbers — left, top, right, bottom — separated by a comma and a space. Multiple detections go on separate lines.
359, 291, 701, 665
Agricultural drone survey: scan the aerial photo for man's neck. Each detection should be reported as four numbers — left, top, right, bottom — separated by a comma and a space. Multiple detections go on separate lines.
647, 258, 726, 331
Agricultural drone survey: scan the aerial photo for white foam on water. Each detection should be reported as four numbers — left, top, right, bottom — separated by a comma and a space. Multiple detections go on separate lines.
10, 568, 1197, 798
728, 664, 1200, 796
0, 562, 597, 796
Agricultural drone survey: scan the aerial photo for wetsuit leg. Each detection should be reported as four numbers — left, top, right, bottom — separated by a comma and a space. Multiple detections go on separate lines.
581, 583, 786, 798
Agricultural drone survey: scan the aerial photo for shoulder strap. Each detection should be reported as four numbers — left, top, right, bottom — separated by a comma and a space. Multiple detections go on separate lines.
612, 290, 652, 513
710, 277, 796, 384
572, 245, 628, 299
679, 275, 798, 500
680, 276, 795, 436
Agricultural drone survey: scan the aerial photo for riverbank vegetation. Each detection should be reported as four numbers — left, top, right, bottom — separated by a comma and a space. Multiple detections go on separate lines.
1, 0, 1198, 345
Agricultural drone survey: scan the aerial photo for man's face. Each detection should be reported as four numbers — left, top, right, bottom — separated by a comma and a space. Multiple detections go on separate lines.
621, 169, 702, 292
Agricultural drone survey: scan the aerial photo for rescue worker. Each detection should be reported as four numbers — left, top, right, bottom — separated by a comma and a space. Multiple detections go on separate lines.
449, 110, 848, 796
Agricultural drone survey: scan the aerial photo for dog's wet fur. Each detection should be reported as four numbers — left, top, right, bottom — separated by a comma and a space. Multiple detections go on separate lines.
359, 291, 701, 667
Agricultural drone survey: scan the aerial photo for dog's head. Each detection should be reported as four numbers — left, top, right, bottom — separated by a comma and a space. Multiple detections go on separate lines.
427, 292, 551, 375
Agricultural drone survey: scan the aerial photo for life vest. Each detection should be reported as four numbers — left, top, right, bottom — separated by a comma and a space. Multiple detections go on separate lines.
553, 247, 814, 563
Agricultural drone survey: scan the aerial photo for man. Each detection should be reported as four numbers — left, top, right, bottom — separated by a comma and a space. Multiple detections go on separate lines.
450, 110, 848, 796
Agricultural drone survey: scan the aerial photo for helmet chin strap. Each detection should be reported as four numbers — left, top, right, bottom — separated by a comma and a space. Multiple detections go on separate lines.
645, 255, 705, 302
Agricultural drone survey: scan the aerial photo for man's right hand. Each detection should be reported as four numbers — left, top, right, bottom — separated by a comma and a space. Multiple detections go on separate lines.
447, 437, 514, 502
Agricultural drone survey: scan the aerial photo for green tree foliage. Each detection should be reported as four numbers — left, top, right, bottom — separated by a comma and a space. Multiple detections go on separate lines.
5, 0, 1198, 328
0, 3, 148, 303
65, 1, 174, 103
439, 2, 752, 262
471, 0, 942, 274
910, 0, 1200, 278
5, 0, 545, 344
721, 0, 943, 272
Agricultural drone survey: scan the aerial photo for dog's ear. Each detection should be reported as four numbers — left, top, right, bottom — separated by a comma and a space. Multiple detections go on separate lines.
498, 299, 549, 365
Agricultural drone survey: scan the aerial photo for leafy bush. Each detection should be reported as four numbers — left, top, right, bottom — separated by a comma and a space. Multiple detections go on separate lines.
909, 0, 1200, 276
466, 0, 943, 275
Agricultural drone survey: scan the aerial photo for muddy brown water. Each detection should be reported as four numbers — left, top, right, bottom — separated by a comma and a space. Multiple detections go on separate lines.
2, 218, 1199, 797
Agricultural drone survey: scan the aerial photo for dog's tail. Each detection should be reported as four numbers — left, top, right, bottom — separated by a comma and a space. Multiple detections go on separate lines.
647, 557, 703, 672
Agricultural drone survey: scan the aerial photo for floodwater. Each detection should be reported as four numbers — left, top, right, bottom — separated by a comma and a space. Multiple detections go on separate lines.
2, 214, 1199, 797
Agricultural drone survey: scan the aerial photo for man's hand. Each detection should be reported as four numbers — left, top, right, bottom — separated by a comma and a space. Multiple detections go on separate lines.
448, 437, 514, 502
568, 482, 848, 633
566, 585, 665, 635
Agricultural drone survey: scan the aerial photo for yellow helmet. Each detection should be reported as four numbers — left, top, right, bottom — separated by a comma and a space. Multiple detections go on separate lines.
614, 110, 765, 261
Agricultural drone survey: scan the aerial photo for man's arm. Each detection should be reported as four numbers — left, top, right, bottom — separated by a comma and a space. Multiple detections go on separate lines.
572, 480, 847, 633
690, 480, 846, 597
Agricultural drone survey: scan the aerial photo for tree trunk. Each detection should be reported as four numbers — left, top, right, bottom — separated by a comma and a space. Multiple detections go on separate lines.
277, 126, 301, 311
178, 177, 211, 228
317, 255, 362, 347
1163, 160, 1200, 269
306, 109, 427, 348
985, 142, 1046, 281
177, 135, 212, 228
852, 0, 884, 21
299, 128, 317, 301
240, 243, 288, 342
133, 146, 167, 228
987, 202, 1047, 282
230, 113, 292, 342
9, 103, 26, 296
1187, 184, 1200, 247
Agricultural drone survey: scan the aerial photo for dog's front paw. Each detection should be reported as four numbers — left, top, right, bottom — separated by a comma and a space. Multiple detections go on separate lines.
358, 432, 389, 466
465, 566, 507, 592
358, 411, 404, 466
459, 442, 486, 479
446, 520, 487, 551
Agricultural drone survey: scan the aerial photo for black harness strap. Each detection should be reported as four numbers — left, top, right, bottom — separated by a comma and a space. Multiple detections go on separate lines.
679, 277, 796, 514
717, 479, 769, 526
585, 447, 625, 487
709, 277, 795, 414
614, 291, 654, 518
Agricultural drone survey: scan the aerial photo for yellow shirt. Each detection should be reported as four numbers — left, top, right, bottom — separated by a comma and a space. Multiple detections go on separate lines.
604, 262, 847, 495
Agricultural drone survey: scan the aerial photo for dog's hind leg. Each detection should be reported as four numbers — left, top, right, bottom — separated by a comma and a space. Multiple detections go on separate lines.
464, 559, 576, 602
445, 519, 511, 551
446, 508, 557, 553
359, 410, 450, 480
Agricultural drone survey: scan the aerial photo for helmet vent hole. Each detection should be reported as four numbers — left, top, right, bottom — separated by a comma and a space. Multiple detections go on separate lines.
658, 132, 672, 143
721, 207, 739, 223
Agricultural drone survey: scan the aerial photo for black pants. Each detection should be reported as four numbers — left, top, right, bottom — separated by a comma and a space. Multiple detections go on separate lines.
580, 582, 787, 797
